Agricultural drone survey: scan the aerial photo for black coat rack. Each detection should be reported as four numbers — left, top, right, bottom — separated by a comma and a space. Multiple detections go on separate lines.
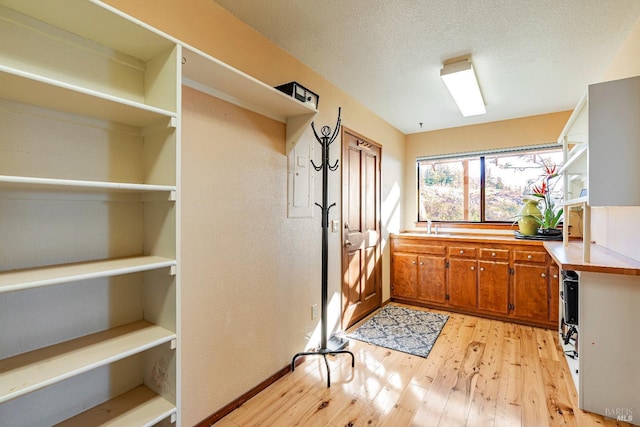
291, 107, 354, 387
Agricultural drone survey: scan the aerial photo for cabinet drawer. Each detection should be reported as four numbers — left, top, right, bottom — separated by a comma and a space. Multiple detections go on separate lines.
513, 250, 547, 263
479, 248, 509, 261
448, 246, 477, 258
393, 242, 445, 256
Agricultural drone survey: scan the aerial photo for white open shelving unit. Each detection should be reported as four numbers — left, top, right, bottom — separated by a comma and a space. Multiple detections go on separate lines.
0, 0, 180, 424
559, 75, 640, 263
0, 0, 318, 425
558, 92, 590, 261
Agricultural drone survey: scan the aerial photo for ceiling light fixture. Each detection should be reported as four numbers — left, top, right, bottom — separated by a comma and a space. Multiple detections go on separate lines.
440, 57, 486, 117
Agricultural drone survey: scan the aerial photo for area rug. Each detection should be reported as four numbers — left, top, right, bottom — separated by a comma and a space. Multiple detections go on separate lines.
346, 305, 449, 358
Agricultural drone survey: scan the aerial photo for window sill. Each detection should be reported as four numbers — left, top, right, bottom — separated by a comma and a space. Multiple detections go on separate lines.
415, 222, 517, 231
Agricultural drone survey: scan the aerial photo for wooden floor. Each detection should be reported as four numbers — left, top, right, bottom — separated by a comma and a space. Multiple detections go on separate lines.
215, 304, 633, 427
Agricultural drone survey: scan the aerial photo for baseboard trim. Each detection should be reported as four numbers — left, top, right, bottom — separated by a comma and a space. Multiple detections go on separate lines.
195, 356, 306, 426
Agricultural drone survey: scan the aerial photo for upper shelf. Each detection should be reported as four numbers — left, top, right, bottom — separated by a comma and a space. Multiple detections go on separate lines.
181, 46, 317, 123
0, 0, 175, 62
181, 45, 317, 154
558, 91, 588, 146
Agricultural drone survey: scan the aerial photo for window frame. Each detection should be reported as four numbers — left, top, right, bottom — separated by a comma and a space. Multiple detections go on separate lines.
416, 143, 563, 226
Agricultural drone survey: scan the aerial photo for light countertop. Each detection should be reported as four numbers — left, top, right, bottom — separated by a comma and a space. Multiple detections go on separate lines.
544, 241, 640, 276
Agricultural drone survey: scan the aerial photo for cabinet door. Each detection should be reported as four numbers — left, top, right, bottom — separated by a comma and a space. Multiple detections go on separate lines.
448, 258, 477, 310
513, 264, 549, 321
549, 265, 560, 324
417, 255, 446, 304
478, 261, 510, 314
392, 253, 417, 299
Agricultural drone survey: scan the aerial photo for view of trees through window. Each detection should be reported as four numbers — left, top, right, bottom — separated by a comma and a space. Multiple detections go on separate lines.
417, 147, 563, 222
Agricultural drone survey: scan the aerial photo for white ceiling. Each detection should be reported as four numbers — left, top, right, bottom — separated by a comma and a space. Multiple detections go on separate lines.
212, 0, 640, 134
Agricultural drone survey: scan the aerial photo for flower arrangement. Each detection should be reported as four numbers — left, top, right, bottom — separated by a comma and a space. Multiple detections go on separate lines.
530, 165, 563, 231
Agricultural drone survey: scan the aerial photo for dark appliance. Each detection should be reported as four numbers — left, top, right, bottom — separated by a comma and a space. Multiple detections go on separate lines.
561, 270, 579, 346
275, 81, 319, 109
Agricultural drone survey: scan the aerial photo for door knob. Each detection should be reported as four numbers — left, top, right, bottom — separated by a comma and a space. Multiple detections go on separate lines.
344, 240, 353, 247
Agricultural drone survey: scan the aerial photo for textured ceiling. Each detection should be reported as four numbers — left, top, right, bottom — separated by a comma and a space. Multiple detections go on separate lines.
212, 0, 640, 134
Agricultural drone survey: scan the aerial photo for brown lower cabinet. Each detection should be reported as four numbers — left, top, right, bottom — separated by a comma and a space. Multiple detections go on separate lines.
478, 260, 510, 315
390, 234, 559, 329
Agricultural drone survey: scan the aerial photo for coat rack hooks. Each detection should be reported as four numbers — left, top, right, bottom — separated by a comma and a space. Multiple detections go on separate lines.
291, 107, 355, 387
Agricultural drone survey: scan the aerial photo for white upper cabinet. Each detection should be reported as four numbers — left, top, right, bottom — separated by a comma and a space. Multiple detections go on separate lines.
588, 75, 640, 207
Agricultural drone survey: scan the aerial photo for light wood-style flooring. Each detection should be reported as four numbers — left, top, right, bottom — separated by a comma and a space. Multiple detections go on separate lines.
215, 304, 633, 426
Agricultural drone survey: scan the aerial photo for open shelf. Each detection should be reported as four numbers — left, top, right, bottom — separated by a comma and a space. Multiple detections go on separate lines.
0, 66, 177, 127
0, 0, 175, 62
181, 45, 317, 154
563, 196, 588, 207
0, 256, 176, 294
0, 175, 177, 195
559, 143, 587, 175
55, 385, 176, 427
0, 320, 176, 404
182, 46, 316, 122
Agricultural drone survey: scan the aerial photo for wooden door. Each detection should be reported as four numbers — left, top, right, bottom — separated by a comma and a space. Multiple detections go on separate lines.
417, 255, 447, 304
391, 253, 417, 299
448, 258, 478, 310
342, 129, 382, 328
512, 264, 549, 321
477, 260, 510, 314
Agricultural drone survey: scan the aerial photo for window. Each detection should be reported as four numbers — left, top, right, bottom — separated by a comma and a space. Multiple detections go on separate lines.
417, 145, 563, 223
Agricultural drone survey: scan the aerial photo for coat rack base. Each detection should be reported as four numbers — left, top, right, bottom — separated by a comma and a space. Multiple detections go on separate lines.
291, 347, 355, 388
327, 335, 349, 351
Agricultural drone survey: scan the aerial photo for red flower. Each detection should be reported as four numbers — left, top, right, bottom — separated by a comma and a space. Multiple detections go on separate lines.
544, 165, 558, 178
531, 180, 547, 197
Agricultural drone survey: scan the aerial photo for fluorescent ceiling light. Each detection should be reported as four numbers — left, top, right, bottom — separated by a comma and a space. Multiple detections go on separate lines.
440, 58, 486, 117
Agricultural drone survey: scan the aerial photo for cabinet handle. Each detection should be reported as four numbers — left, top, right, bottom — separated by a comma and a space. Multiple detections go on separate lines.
470, 266, 475, 270
460, 250, 464, 254
480, 267, 485, 272
553, 274, 559, 279
491, 252, 496, 257
527, 255, 532, 259
541, 273, 546, 278
412, 261, 417, 265
419, 262, 424, 265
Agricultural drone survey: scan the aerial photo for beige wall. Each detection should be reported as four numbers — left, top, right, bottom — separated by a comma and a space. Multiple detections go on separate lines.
103, 0, 404, 425
403, 111, 571, 230
591, 17, 640, 261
